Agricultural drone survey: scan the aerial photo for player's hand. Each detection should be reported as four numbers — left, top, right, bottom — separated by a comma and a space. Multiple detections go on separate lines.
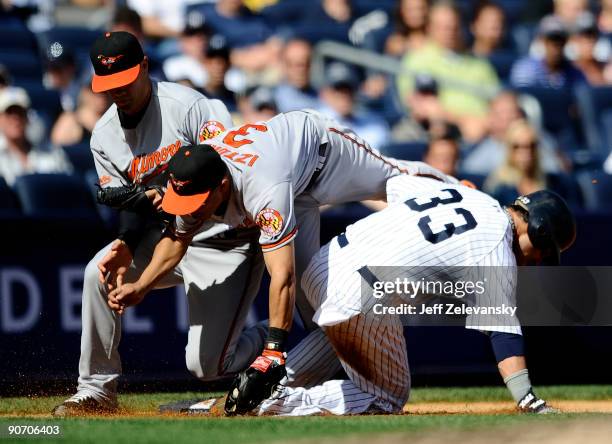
459, 179, 477, 190
145, 188, 163, 211
517, 390, 558, 414
98, 239, 133, 292
108, 282, 146, 314
224, 350, 287, 415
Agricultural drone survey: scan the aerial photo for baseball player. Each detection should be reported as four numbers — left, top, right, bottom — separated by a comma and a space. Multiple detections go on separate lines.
252, 178, 576, 415
53, 32, 268, 416
107, 110, 458, 413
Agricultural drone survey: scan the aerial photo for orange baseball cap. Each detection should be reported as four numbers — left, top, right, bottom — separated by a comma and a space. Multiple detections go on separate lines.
90, 31, 144, 93
161, 145, 228, 216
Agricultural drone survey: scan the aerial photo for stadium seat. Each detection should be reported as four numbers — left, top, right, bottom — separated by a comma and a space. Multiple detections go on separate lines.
546, 173, 583, 208
0, 52, 43, 83
62, 142, 95, 176
514, 86, 581, 150
0, 23, 38, 53
37, 27, 103, 62
25, 85, 62, 133
575, 84, 612, 153
495, 0, 528, 24
511, 23, 537, 55
84, 169, 118, 228
576, 171, 612, 211
13, 173, 101, 221
0, 176, 22, 217
487, 50, 517, 83
380, 142, 427, 161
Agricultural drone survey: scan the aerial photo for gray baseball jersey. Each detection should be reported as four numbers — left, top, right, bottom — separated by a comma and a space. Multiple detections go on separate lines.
75, 81, 267, 404
173, 110, 456, 251
91, 80, 233, 240
172, 110, 457, 330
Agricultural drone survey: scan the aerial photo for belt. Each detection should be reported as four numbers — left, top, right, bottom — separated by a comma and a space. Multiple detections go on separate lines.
337, 232, 349, 248
304, 142, 329, 192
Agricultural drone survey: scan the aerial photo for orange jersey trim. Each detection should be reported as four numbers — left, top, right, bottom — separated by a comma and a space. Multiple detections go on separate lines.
260, 227, 298, 250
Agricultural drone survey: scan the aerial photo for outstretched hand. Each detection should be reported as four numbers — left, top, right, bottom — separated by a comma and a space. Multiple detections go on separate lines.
98, 239, 132, 292
108, 282, 146, 315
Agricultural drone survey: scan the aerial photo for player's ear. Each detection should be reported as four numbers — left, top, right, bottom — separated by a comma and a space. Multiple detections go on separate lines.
141, 56, 149, 74
219, 174, 230, 194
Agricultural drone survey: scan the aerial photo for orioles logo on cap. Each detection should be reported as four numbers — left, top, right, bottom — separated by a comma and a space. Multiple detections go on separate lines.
170, 173, 192, 192
98, 54, 124, 68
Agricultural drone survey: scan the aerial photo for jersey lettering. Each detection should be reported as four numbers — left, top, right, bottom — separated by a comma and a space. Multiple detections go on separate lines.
404, 189, 478, 244
222, 123, 268, 148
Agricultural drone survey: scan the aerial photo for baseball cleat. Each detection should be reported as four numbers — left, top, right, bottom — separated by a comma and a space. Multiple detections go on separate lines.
51, 393, 118, 417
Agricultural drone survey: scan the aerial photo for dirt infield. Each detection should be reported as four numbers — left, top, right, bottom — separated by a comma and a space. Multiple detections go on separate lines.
404, 400, 612, 415
2, 400, 612, 419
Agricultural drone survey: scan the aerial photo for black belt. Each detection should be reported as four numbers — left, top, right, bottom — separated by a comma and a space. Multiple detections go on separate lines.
304, 142, 328, 192
337, 232, 349, 248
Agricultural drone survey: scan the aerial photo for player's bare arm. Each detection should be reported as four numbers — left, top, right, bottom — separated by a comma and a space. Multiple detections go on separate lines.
108, 232, 191, 314
264, 242, 296, 332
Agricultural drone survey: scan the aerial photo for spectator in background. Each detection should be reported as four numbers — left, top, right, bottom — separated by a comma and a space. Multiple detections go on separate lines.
391, 73, 444, 142
195, 0, 280, 74
470, 1, 507, 57
604, 150, 612, 174
553, 0, 589, 28
201, 35, 237, 112
237, 85, 278, 124
384, 0, 429, 56
423, 120, 461, 177
462, 91, 563, 175
111, 6, 145, 42
484, 119, 548, 206
599, 0, 612, 34
396, 0, 499, 143
318, 62, 390, 148
51, 83, 111, 147
510, 15, 586, 89
0, 88, 72, 186
126, 0, 186, 39
296, 0, 356, 45
568, 12, 611, 85
163, 12, 211, 89
274, 39, 321, 112
109, 7, 165, 81
44, 42, 80, 112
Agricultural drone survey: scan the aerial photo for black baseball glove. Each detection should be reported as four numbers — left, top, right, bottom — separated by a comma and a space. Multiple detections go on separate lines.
96, 183, 164, 213
224, 350, 287, 416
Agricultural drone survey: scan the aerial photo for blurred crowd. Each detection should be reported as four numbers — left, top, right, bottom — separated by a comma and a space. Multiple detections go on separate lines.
1, 0, 612, 212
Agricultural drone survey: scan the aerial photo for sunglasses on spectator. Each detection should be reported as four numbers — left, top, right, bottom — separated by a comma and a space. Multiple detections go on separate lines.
512, 141, 537, 149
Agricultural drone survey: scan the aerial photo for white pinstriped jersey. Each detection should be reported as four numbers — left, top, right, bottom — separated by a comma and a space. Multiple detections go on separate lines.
307, 175, 521, 334
258, 175, 522, 416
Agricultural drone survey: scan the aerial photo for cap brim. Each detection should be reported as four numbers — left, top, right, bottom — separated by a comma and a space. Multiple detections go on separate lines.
91, 64, 140, 93
161, 182, 211, 216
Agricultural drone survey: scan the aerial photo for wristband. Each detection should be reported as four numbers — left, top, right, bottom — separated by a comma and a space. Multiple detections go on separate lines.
265, 327, 288, 352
